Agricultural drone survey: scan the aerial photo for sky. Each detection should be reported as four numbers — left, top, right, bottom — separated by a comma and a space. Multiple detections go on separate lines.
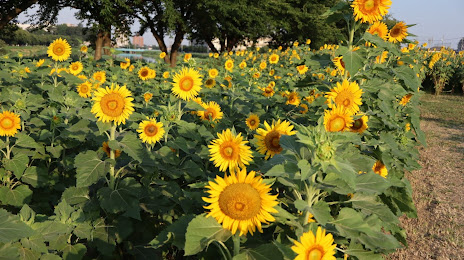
17, 1, 464, 49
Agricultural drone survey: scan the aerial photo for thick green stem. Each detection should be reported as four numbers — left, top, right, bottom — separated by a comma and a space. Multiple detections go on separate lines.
53, 61, 59, 88
5, 136, 11, 160
233, 233, 241, 256
109, 123, 117, 188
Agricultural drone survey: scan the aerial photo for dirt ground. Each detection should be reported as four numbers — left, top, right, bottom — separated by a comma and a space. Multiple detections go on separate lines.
389, 94, 464, 260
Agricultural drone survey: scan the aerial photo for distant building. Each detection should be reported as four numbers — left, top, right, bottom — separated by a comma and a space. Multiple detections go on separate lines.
133, 35, 144, 48
211, 37, 271, 51
116, 35, 130, 47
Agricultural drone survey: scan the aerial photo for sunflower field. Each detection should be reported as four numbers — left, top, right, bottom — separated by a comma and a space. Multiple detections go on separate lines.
1, 1, 459, 259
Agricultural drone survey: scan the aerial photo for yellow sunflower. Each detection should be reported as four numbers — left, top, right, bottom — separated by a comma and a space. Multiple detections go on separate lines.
269, 53, 279, 64
245, 114, 260, 130
197, 101, 223, 122
209, 68, 219, 78
205, 78, 216, 88
333, 56, 346, 75
69, 61, 83, 75
259, 61, 267, 70
102, 141, 121, 158
35, 59, 45, 67
77, 81, 92, 98
0, 111, 21, 137
202, 168, 278, 236
143, 92, 153, 103
256, 120, 296, 159
160, 52, 166, 59
120, 58, 130, 69
208, 129, 253, 173
300, 104, 309, 114
323, 106, 353, 132
171, 67, 203, 101
388, 22, 408, 43
372, 160, 388, 178
138, 67, 151, 81
325, 80, 363, 115
375, 51, 389, 64
80, 45, 88, 53
258, 85, 275, 97
47, 38, 72, 62
367, 21, 388, 40
184, 53, 192, 62
213, 53, 219, 58
91, 84, 134, 125
399, 93, 412, 106
352, 0, 392, 24
291, 226, 337, 260
350, 114, 369, 133
137, 118, 165, 144
286, 92, 301, 106
225, 59, 234, 72
296, 65, 308, 75
93, 71, 106, 84
239, 61, 247, 69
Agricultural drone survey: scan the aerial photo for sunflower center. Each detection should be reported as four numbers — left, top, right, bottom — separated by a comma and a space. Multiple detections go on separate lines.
72, 64, 79, 70
335, 90, 354, 108
0, 117, 14, 129
329, 116, 346, 132
180, 76, 194, 91
141, 70, 149, 77
340, 59, 345, 69
390, 27, 400, 37
100, 93, 125, 117
250, 119, 256, 126
363, 0, 376, 11
144, 124, 158, 137
264, 130, 282, 152
53, 44, 65, 55
352, 118, 363, 130
220, 142, 238, 159
205, 108, 216, 120
306, 248, 323, 260
80, 85, 89, 93
218, 183, 261, 220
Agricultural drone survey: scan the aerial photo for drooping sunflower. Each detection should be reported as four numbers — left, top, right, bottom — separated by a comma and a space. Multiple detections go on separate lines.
225, 59, 234, 72
256, 120, 296, 159
291, 226, 337, 260
204, 78, 216, 88
138, 67, 151, 81
171, 67, 203, 101
286, 92, 300, 106
269, 53, 279, 64
197, 101, 223, 122
91, 84, 134, 125
325, 80, 363, 115
323, 106, 353, 132
209, 68, 219, 78
388, 22, 408, 43
93, 71, 106, 84
296, 64, 308, 75
245, 114, 260, 130
372, 160, 388, 178
47, 38, 72, 62
137, 118, 165, 144
69, 61, 83, 76
208, 129, 253, 173
0, 111, 21, 137
352, 0, 392, 24
333, 56, 346, 75
367, 21, 388, 40
77, 82, 92, 98
299, 104, 309, 114
102, 141, 121, 158
350, 114, 369, 133
399, 93, 413, 106
202, 168, 278, 236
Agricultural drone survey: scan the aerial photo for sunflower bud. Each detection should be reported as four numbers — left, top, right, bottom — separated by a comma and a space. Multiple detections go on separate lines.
316, 141, 335, 161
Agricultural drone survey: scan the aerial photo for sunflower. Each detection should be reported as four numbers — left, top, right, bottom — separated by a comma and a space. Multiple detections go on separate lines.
326, 80, 363, 115
120, 58, 130, 69
291, 226, 337, 260
171, 67, 203, 101
93, 71, 106, 84
296, 65, 308, 75
35, 59, 45, 67
143, 92, 153, 103
102, 141, 121, 158
429, 53, 441, 69
202, 168, 278, 236
47, 38, 72, 61
209, 68, 219, 78
69, 61, 83, 76
258, 85, 275, 97
184, 53, 192, 62
388, 22, 408, 43
225, 59, 234, 72
197, 101, 223, 122
239, 61, 247, 69
91, 84, 134, 125
269, 53, 279, 64
372, 160, 388, 178
259, 61, 267, 70
286, 92, 300, 106
246, 114, 260, 130
300, 104, 309, 114
205, 78, 216, 88
80, 45, 88, 53
333, 56, 346, 75
375, 51, 388, 64
367, 21, 388, 40
208, 129, 253, 173
137, 118, 165, 144
352, 0, 392, 24
323, 106, 353, 132
256, 120, 296, 159
160, 52, 166, 59
138, 67, 151, 81
0, 111, 21, 137
163, 71, 170, 79
399, 93, 412, 106
350, 114, 369, 133
213, 53, 219, 58
77, 82, 92, 98
405, 123, 411, 132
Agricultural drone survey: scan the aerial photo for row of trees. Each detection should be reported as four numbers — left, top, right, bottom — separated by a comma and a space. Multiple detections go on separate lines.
1, 0, 346, 65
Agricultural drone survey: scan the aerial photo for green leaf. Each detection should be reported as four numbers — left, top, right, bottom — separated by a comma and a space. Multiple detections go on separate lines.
21, 237, 47, 253
149, 214, 195, 249
61, 187, 89, 205
67, 119, 90, 133
345, 242, 383, 260
74, 151, 107, 187
54, 201, 75, 224
349, 193, 398, 223
342, 50, 363, 77
310, 201, 333, 225
46, 145, 63, 158
4, 153, 29, 179
0, 209, 35, 243
233, 243, 283, 260
355, 173, 391, 194
21, 166, 48, 188
0, 185, 33, 207
358, 231, 401, 251
0, 243, 19, 260
14, 133, 39, 149
97, 178, 141, 220
33, 221, 71, 242
119, 132, 144, 162
40, 254, 62, 260
61, 243, 86, 260
330, 208, 372, 237
184, 214, 232, 256
18, 247, 41, 260
19, 204, 35, 225
297, 159, 313, 180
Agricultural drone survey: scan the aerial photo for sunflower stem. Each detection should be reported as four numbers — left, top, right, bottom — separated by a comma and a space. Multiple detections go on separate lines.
232, 233, 241, 256
5, 136, 11, 160
53, 61, 59, 88
109, 123, 117, 189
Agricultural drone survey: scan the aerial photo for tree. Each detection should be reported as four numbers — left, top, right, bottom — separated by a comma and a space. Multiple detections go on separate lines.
458, 37, 464, 52
0, 0, 40, 30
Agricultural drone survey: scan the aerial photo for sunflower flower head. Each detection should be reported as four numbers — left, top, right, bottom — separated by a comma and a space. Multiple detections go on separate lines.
0, 111, 21, 137
388, 22, 408, 43
372, 160, 388, 178
197, 101, 223, 122
137, 118, 165, 144
325, 80, 363, 115
352, 0, 392, 24
77, 81, 93, 98
323, 106, 354, 132
291, 226, 337, 260
256, 120, 296, 159
91, 84, 134, 125
171, 67, 203, 101
47, 38, 72, 61
245, 114, 260, 131
208, 129, 253, 173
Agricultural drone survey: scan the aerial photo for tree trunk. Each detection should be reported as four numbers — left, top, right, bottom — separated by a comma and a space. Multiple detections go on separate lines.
95, 31, 104, 61
169, 30, 184, 67
150, 26, 170, 64
103, 31, 111, 55
206, 40, 219, 53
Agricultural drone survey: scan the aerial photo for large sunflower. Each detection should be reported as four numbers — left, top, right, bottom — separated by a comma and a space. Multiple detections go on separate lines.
372, 160, 388, 178
350, 114, 369, 133
291, 226, 337, 260
367, 21, 388, 40
323, 106, 353, 132
77, 82, 92, 98
69, 61, 83, 75
137, 118, 165, 144
245, 114, 260, 130
352, 0, 391, 24
325, 80, 363, 115
202, 168, 279, 236
47, 38, 72, 62
208, 129, 253, 173
197, 101, 223, 122
256, 120, 296, 159
388, 22, 408, 43
171, 67, 203, 101
91, 84, 134, 125
0, 111, 21, 137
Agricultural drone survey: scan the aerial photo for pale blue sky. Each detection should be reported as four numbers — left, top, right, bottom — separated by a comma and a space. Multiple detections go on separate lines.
18, 1, 464, 48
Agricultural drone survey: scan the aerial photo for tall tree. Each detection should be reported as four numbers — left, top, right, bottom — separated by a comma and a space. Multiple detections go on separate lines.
0, 0, 40, 30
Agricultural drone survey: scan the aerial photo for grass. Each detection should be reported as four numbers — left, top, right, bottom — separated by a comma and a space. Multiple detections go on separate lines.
420, 93, 464, 126
4, 45, 48, 58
